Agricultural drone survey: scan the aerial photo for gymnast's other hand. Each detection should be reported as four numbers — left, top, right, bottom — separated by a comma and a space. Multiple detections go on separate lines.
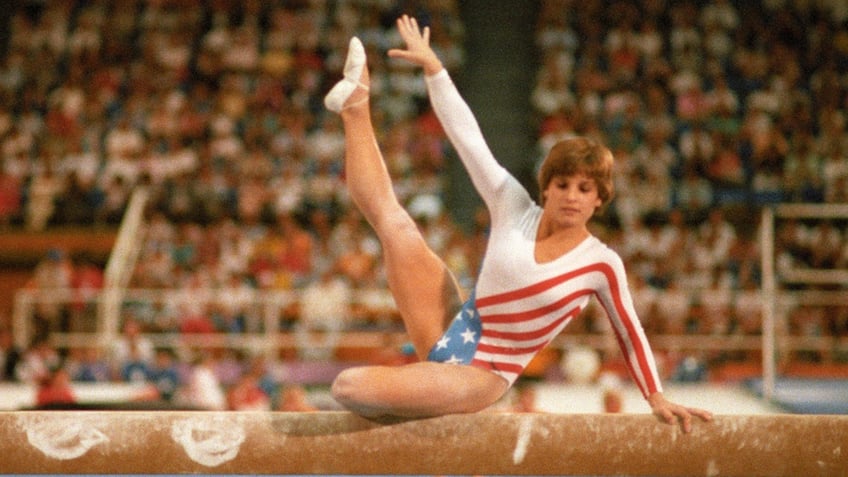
648, 392, 713, 433
388, 15, 444, 76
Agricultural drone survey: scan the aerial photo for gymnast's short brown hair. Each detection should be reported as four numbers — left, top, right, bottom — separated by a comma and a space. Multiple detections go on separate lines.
537, 137, 615, 208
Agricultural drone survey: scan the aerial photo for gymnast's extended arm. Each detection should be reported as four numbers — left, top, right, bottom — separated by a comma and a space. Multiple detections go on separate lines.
388, 14, 510, 206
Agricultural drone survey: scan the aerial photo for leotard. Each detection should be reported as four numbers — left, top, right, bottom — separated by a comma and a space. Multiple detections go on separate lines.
424, 70, 662, 398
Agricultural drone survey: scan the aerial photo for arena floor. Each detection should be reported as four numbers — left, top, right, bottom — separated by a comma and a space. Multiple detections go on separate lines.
533, 381, 786, 415
3, 379, 834, 414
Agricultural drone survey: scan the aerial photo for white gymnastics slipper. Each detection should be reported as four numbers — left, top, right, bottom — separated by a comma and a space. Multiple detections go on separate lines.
324, 37, 369, 113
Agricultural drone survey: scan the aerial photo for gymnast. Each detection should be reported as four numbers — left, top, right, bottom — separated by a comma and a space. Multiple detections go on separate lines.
324, 14, 712, 432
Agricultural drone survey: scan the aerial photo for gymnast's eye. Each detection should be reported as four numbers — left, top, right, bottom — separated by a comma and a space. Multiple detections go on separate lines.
579, 181, 596, 193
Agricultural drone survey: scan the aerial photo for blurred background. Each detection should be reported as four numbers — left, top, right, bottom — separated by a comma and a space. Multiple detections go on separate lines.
0, 0, 846, 415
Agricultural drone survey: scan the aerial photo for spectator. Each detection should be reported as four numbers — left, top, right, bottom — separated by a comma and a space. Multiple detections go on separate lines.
276, 212, 315, 285
54, 171, 98, 225
674, 164, 714, 215
227, 373, 271, 411
148, 348, 180, 402
102, 117, 144, 183
15, 339, 61, 385
807, 220, 842, 269
68, 347, 111, 383
0, 169, 22, 228
244, 354, 278, 405
180, 352, 226, 411
36, 367, 77, 408
27, 248, 74, 339
177, 302, 216, 335
789, 306, 827, 362
334, 232, 378, 289
600, 372, 624, 413
0, 327, 23, 381
276, 384, 318, 412
295, 268, 352, 361
532, 53, 575, 117
697, 269, 733, 334
733, 277, 763, 337
678, 122, 715, 175
696, 208, 737, 272
213, 348, 246, 389
97, 175, 131, 224
25, 160, 64, 231
828, 175, 848, 205
216, 272, 255, 333
654, 281, 692, 335
822, 145, 848, 203
110, 317, 155, 376
120, 342, 152, 384
69, 253, 104, 333
671, 353, 708, 383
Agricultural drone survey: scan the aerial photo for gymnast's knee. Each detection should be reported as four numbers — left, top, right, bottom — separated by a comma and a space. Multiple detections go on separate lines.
331, 368, 384, 416
331, 368, 367, 405
372, 210, 419, 240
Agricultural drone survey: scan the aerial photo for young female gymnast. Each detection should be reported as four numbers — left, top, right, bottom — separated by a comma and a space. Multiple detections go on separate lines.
324, 15, 712, 432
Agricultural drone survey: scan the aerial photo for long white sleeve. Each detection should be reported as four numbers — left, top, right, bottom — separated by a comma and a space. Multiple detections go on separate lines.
424, 73, 663, 397
424, 69, 509, 205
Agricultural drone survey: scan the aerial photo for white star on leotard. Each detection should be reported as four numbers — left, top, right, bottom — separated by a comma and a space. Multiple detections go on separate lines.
445, 355, 463, 364
436, 336, 450, 350
461, 328, 477, 344
463, 308, 474, 320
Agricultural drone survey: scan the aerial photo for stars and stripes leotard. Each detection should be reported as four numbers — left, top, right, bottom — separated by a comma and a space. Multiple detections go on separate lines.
424, 70, 662, 399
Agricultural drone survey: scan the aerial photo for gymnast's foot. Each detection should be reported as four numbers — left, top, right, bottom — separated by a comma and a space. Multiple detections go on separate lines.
324, 37, 370, 113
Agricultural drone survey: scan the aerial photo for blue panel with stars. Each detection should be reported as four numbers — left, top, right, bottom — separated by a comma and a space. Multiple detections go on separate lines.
426, 291, 482, 365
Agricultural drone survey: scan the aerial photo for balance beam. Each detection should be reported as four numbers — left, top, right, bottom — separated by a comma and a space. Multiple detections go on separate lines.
0, 411, 845, 476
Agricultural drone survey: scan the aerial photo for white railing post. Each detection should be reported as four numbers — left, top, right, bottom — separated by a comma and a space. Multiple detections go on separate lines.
12, 290, 33, 349
98, 187, 149, 348
760, 202, 848, 403
263, 294, 283, 360
760, 207, 776, 402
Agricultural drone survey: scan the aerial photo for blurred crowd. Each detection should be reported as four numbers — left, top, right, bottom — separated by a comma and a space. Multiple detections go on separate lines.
1, 0, 847, 404
0, 0, 467, 408
0, 0, 464, 233
530, 0, 848, 361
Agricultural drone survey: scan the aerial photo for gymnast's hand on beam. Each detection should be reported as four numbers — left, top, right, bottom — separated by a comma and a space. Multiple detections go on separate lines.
647, 392, 713, 433
388, 14, 444, 76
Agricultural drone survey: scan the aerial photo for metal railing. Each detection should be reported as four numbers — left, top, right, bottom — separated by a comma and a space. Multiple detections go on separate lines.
760, 203, 848, 399
9, 200, 847, 387
12, 286, 848, 363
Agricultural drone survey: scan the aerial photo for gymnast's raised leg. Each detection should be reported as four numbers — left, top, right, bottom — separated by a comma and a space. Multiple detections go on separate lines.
323, 38, 506, 417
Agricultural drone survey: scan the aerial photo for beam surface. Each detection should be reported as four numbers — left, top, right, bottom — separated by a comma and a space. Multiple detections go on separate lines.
0, 411, 845, 476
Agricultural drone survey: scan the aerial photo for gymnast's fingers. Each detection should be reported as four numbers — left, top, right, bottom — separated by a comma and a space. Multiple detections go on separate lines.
395, 15, 428, 46
654, 406, 676, 426
396, 14, 419, 39
690, 406, 714, 422
389, 16, 440, 73
677, 409, 693, 433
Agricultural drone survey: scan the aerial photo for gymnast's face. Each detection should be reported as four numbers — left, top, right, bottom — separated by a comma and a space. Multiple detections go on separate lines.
541, 173, 602, 229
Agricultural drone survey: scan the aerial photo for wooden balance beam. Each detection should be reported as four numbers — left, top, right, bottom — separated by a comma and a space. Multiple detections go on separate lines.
0, 411, 845, 476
